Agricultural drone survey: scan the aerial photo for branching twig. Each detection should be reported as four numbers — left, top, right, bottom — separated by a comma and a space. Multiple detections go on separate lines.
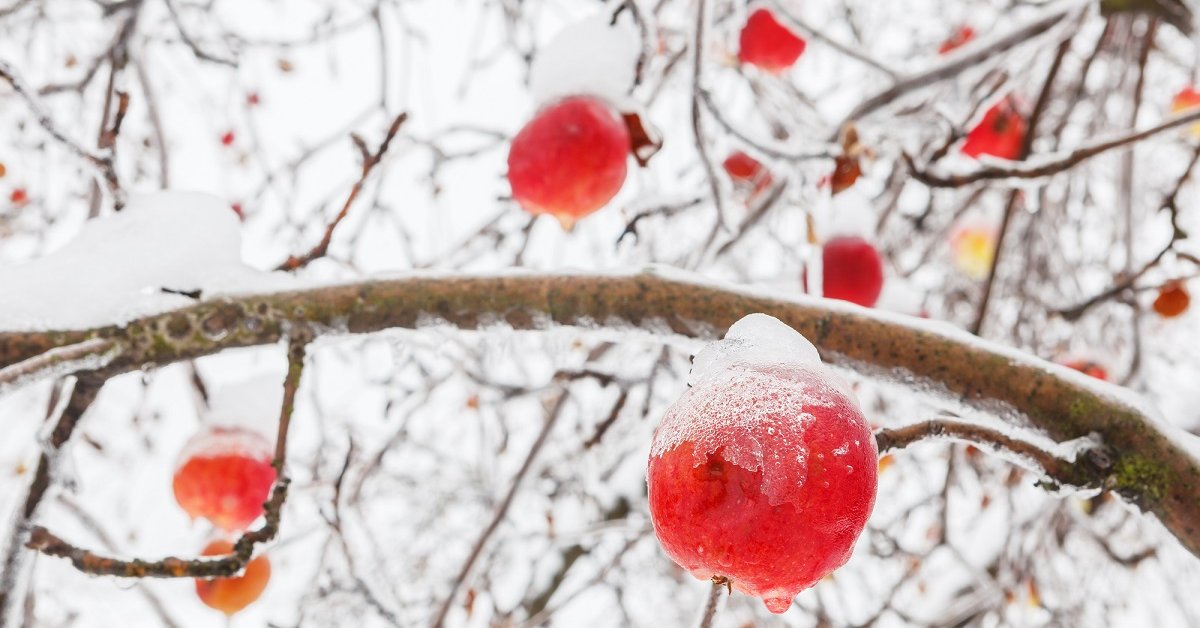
276, 112, 408, 271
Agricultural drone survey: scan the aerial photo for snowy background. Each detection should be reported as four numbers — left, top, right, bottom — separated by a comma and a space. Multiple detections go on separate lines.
3, 0, 1200, 626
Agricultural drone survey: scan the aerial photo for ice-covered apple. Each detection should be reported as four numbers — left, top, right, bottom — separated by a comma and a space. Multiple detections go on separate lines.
648, 314, 878, 614
823, 236, 885, 307
1153, 280, 1189, 318
194, 540, 271, 615
961, 98, 1026, 160
938, 25, 975, 55
1170, 87, 1200, 138
507, 95, 630, 229
738, 8, 807, 73
950, 222, 998, 280
173, 427, 277, 532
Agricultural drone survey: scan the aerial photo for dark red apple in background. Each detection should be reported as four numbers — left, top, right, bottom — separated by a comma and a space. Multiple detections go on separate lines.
961, 98, 1026, 160
823, 236, 885, 307
1153, 281, 1190, 318
507, 95, 631, 229
738, 8, 807, 73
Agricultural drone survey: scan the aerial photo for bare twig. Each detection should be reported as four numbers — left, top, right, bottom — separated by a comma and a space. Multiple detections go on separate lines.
429, 392, 569, 628
697, 577, 728, 628
276, 112, 408, 271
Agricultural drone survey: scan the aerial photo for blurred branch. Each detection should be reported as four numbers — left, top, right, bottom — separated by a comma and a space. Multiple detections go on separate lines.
24, 336, 309, 578
276, 112, 408, 271
3, 272, 1200, 557
906, 107, 1200, 188
428, 392, 569, 628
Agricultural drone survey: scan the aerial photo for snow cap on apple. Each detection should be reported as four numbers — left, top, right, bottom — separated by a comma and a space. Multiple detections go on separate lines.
648, 314, 878, 614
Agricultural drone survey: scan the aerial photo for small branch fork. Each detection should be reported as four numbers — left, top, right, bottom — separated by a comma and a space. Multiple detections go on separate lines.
697, 577, 728, 628
276, 112, 409, 272
24, 335, 310, 579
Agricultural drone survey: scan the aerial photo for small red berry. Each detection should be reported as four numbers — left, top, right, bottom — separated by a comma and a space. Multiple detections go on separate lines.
220, 131, 236, 147
1063, 359, 1108, 382
173, 427, 276, 532
938, 26, 975, 55
507, 95, 630, 229
737, 8, 807, 73
247, 92, 261, 106
962, 99, 1026, 160
1153, 281, 1189, 318
10, 188, 27, 205
648, 315, 878, 614
194, 540, 271, 615
230, 203, 244, 220
822, 236, 885, 307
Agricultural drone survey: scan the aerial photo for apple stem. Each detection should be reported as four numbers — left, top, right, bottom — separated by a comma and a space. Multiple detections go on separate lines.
697, 578, 726, 628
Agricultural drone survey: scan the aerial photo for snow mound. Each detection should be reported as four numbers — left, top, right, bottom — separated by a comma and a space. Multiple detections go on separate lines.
688, 313, 821, 386
0, 191, 295, 331
529, 15, 640, 109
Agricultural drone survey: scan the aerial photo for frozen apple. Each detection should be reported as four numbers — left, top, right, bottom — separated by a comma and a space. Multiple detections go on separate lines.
950, 223, 997, 280
195, 540, 271, 615
648, 314, 878, 614
961, 98, 1026, 160
738, 8, 807, 73
1170, 87, 1200, 138
1153, 280, 1189, 318
507, 95, 630, 229
173, 427, 277, 532
823, 236, 885, 307
938, 25, 975, 55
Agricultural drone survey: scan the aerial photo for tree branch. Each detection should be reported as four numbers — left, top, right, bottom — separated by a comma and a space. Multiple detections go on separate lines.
2, 272, 1199, 557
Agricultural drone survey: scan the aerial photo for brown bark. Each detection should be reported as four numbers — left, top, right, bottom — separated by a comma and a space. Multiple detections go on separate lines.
1, 272, 1197, 556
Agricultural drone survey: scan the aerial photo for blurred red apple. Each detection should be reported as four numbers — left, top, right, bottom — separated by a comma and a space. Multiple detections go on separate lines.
738, 8, 807, 73
194, 540, 271, 615
962, 98, 1026, 160
1063, 359, 1108, 382
1170, 87, 1200, 138
939, 25, 975, 55
507, 95, 630, 229
823, 236, 885, 307
173, 427, 276, 532
1153, 281, 1190, 318
723, 150, 773, 196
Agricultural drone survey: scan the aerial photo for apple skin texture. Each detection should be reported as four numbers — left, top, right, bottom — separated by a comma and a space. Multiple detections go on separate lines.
507, 95, 630, 228
194, 540, 271, 616
738, 8, 807, 73
961, 100, 1026, 160
822, 236, 885, 307
173, 427, 277, 532
648, 363, 877, 614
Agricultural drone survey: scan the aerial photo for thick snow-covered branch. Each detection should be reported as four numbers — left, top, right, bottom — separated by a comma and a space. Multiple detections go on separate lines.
2, 271, 1199, 557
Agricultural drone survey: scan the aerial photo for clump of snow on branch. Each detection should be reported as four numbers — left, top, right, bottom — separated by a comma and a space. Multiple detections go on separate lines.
529, 15, 641, 109
0, 192, 294, 331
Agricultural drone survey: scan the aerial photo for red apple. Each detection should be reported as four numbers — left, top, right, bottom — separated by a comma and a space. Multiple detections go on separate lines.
738, 8, 807, 73
1153, 281, 1189, 318
10, 188, 27, 205
507, 95, 630, 229
1063, 359, 1108, 382
194, 540, 271, 615
173, 427, 277, 532
961, 98, 1026, 160
722, 150, 773, 196
938, 25, 975, 55
1170, 87, 1200, 138
823, 236, 885, 307
648, 351, 877, 613
220, 131, 235, 147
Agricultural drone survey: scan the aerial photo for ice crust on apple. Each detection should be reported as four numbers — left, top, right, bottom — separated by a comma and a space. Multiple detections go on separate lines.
648, 314, 878, 614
